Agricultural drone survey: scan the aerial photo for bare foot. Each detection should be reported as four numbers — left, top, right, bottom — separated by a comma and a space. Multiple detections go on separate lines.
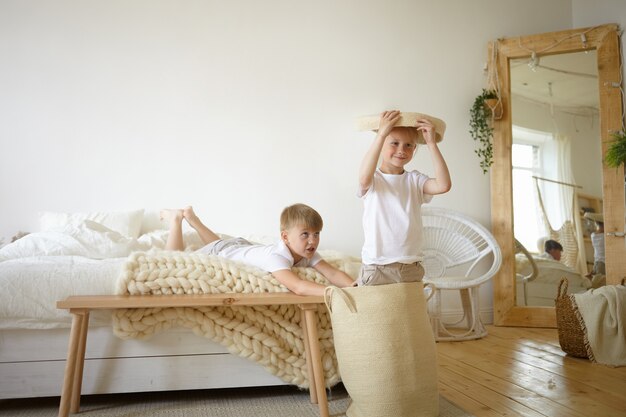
181, 206, 219, 244
182, 206, 200, 224
160, 208, 184, 225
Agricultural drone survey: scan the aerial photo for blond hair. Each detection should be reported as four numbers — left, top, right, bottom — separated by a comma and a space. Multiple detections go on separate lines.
391, 126, 420, 144
280, 204, 323, 231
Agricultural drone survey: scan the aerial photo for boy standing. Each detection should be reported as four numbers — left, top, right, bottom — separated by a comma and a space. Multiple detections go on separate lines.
162, 204, 355, 296
357, 110, 451, 286
584, 212, 605, 277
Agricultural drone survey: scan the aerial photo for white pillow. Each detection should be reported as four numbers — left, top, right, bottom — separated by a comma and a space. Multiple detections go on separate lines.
140, 210, 165, 235
0, 220, 139, 261
39, 209, 144, 239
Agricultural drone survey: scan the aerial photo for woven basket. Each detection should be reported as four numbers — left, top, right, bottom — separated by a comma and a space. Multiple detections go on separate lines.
325, 283, 439, 417
555, 278, 588, 358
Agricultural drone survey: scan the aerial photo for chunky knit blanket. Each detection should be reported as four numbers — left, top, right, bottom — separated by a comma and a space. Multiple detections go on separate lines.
112, 250, 360, 388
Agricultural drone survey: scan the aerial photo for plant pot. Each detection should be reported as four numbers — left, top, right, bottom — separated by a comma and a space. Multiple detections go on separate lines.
484, 98, 503, 120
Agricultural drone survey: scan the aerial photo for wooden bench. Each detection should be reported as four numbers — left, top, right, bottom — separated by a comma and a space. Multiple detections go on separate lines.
56, 293, 329, 417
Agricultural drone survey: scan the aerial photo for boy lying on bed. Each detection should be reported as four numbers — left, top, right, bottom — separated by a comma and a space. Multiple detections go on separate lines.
161, 204, 355, 296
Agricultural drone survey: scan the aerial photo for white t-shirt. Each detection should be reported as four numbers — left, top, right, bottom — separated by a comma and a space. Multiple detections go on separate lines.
218, 240, 322, 273
359, 169, 433, 265
537, 252, 556, 260
591, 232, 605, 262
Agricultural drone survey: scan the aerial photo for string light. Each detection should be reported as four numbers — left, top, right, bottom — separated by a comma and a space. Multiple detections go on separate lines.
487, 25, 624, 129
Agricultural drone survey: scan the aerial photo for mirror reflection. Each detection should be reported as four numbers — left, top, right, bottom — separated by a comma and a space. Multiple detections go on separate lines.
510, 50, 605, 307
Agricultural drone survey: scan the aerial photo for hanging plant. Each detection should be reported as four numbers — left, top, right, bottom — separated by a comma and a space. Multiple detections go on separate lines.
605, 130, 626, 168
469, 89, 498, 174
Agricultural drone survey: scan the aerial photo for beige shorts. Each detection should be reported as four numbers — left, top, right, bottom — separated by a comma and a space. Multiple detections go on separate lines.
196, 237, 252, 255
357, 262, 425, 286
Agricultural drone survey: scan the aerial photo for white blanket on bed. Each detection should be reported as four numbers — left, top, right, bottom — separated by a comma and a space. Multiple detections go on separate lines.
0, 224, 203, 329
0, 256, 123, 329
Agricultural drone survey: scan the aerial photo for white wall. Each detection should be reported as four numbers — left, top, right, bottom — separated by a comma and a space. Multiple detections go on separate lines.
0, 0, 600, 319
0, 0, 578, 246
573, 0, 626, 35
572, 0, 626, 132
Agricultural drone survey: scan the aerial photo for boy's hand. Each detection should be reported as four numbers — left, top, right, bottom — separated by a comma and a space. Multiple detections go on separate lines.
378, 110, 401, 139
416, 118, 436, 144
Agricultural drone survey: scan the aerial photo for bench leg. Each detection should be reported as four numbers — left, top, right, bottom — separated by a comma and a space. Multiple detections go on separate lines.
300, 308, 318, 404
58, 309, 89, 417
300, 305, 329, 417
71, 310, 90, 413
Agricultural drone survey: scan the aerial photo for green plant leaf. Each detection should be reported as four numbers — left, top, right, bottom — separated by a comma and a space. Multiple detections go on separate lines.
605, 131, 626, 168
469, 89, 497, 174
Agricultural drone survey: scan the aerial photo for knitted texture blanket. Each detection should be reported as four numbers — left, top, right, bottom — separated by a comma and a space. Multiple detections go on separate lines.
112, 250, 359, 388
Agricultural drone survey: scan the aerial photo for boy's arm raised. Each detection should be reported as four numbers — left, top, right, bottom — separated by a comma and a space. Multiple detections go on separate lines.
416, 118, 452, 195
359, 110, 401, 194
423, 141, 452, 195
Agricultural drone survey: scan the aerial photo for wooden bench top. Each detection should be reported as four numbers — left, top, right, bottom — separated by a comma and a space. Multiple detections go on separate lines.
57, 293, 325, 310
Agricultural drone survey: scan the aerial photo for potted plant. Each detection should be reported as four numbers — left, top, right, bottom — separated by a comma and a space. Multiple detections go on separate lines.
469, 89, 499, 174
605, 130, 626, 168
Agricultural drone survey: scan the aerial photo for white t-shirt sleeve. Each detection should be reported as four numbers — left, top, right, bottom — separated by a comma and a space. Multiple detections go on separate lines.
413, 171, 434, 204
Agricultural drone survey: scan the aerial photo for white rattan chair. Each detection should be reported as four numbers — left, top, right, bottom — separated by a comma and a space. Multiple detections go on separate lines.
421, 207, 502, 341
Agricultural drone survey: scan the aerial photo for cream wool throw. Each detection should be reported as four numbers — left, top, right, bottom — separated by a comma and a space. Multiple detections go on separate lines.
573, 284, 626, 366
112, 251, 357, 388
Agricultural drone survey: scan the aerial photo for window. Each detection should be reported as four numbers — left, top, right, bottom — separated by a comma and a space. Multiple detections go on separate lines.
512, 126, 550, 252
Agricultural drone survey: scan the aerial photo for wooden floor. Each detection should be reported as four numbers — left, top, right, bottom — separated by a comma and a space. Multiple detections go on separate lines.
437, 325, 626, 417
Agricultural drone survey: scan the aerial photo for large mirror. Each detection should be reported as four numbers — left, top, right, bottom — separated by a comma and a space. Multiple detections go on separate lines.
511, 50, 601, 308
490, 24, 625, 327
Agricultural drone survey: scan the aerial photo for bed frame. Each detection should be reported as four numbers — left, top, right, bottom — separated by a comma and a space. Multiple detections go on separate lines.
0, 326, 285, 400
0, 218, 337, 401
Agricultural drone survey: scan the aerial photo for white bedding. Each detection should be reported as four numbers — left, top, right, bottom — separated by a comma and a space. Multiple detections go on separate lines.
0, 256, 123, 329
515, 253, 589, 306
0, 220, 205, 330
515, 254, 583, 283
0, 218, 356, 330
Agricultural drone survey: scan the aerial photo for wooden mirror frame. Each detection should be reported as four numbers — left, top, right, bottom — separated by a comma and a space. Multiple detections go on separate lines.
490, 24, 624, 327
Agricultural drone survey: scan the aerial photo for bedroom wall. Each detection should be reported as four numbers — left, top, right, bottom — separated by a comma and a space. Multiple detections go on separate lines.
0, 0, 595, 320
572, 2, 626, 136
573, 0, 626, 37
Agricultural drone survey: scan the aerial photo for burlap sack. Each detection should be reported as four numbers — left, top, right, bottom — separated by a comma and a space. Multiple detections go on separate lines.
325, 282, 438, 417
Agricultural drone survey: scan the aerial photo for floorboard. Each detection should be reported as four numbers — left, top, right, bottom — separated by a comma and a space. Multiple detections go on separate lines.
437, 325, 626, 417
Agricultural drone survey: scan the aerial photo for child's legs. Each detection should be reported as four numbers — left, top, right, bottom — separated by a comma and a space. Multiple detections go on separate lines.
183, 206, 220, 245
593, 261, 606, 275
357, 262, 424, 286
162, 209, 186, 251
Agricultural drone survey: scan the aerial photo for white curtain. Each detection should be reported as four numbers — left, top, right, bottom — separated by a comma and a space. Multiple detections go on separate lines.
540, 134, 572, 225
538, 133, 587, 274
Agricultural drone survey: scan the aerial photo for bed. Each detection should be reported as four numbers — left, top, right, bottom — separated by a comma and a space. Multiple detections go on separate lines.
514, 239, 590, 307
0, 209, 360, 399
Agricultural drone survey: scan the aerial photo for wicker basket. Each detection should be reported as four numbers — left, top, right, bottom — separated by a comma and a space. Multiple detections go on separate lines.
555, 278, 588, 358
